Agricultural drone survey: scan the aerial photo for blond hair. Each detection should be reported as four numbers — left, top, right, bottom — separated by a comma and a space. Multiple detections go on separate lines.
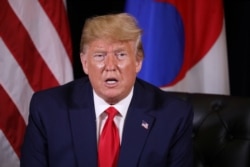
80, 13, 144, 59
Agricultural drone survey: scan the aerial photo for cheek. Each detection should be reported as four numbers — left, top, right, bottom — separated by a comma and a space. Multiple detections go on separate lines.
117, 61, 132, 70
118, 59, 142, 72
87, 61, 105, 75
81, 58, 105, 74
96, 62, 105, 69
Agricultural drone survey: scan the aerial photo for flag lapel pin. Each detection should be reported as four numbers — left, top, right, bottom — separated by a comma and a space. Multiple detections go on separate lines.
141, 120, 149, 130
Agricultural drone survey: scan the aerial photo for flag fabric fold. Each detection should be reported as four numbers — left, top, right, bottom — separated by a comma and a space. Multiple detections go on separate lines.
0, 0, 73, 166
125, 0, 230, 95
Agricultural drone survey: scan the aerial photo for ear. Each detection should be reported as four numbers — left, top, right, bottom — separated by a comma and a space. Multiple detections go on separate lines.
135, 56, 143, 73
135, 49, 143, 73
80, 52, 88, 74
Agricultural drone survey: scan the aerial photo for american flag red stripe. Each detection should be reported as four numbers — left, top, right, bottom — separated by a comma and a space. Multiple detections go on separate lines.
0, 85, 26, 158
0, 0, 60, 91
38, 0, 72, 61
0, 0, 73, 166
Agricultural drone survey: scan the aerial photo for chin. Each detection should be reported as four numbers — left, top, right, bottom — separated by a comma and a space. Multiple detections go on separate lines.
103, 94, 120, 104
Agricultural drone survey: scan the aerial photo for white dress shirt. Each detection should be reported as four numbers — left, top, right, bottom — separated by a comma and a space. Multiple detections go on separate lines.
93, 88, 133, 144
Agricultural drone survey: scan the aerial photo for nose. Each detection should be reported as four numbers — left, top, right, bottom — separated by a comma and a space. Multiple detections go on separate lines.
105, 54, 116, 71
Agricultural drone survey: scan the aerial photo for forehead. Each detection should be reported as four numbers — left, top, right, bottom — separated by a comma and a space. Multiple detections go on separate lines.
88, 38, 135, 51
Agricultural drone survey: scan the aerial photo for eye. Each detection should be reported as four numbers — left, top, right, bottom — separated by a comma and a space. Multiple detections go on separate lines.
115, 51, 127, 60
93, 53, 105, 61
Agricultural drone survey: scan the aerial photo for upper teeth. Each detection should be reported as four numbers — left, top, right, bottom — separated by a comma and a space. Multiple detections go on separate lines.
107, 80, 116, 84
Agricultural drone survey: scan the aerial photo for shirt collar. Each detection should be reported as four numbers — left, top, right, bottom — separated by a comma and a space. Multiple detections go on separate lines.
93, 87, 134, 118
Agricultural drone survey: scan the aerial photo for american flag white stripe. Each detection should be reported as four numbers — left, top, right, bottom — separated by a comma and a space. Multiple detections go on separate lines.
0, 131, 20, 167
8, 0, 73, 84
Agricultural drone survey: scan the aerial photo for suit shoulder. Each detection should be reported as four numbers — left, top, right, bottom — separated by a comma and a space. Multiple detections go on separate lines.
135, 78, 192, 110
32, 77, 89, 101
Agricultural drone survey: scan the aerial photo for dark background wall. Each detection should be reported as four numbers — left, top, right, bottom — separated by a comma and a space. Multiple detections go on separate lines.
224, 1, 250, 97
66, 0, 250, 97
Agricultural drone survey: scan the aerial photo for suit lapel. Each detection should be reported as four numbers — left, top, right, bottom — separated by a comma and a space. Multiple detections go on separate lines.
118, 108, 155, 167
68, 79, 98, 167
118, 79, 156, 167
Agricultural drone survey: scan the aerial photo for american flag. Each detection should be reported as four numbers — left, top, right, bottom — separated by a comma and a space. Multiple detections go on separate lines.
0, 0, 73, 166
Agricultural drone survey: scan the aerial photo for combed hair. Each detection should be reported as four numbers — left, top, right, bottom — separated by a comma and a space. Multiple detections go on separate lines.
80, 13, 144, 59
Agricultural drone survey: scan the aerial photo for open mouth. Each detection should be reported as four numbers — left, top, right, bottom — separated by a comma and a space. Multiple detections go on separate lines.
105, 78, 118, 85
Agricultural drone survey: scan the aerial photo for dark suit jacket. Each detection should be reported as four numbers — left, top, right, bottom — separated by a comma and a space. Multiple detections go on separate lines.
20, 77, 193, 167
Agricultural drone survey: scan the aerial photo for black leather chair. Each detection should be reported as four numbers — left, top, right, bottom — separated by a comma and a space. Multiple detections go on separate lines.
168, 92, 250, 167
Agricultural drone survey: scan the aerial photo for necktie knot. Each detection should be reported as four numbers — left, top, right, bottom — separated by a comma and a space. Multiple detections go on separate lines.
105, 106, 118, 120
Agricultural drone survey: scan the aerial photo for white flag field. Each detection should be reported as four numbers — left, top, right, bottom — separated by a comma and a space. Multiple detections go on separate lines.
0, 0, 73, 166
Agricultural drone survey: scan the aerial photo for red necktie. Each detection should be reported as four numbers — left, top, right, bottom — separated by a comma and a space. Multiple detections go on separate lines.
98, 107, 120, 167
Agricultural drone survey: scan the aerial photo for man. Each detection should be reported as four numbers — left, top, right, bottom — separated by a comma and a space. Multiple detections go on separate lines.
21, 13, 193, 167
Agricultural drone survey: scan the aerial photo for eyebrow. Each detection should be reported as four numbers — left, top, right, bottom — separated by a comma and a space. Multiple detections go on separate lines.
93, 46, 127, 52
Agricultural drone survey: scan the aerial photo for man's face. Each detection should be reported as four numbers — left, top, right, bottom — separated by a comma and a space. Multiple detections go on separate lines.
80, 39, 142, 104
